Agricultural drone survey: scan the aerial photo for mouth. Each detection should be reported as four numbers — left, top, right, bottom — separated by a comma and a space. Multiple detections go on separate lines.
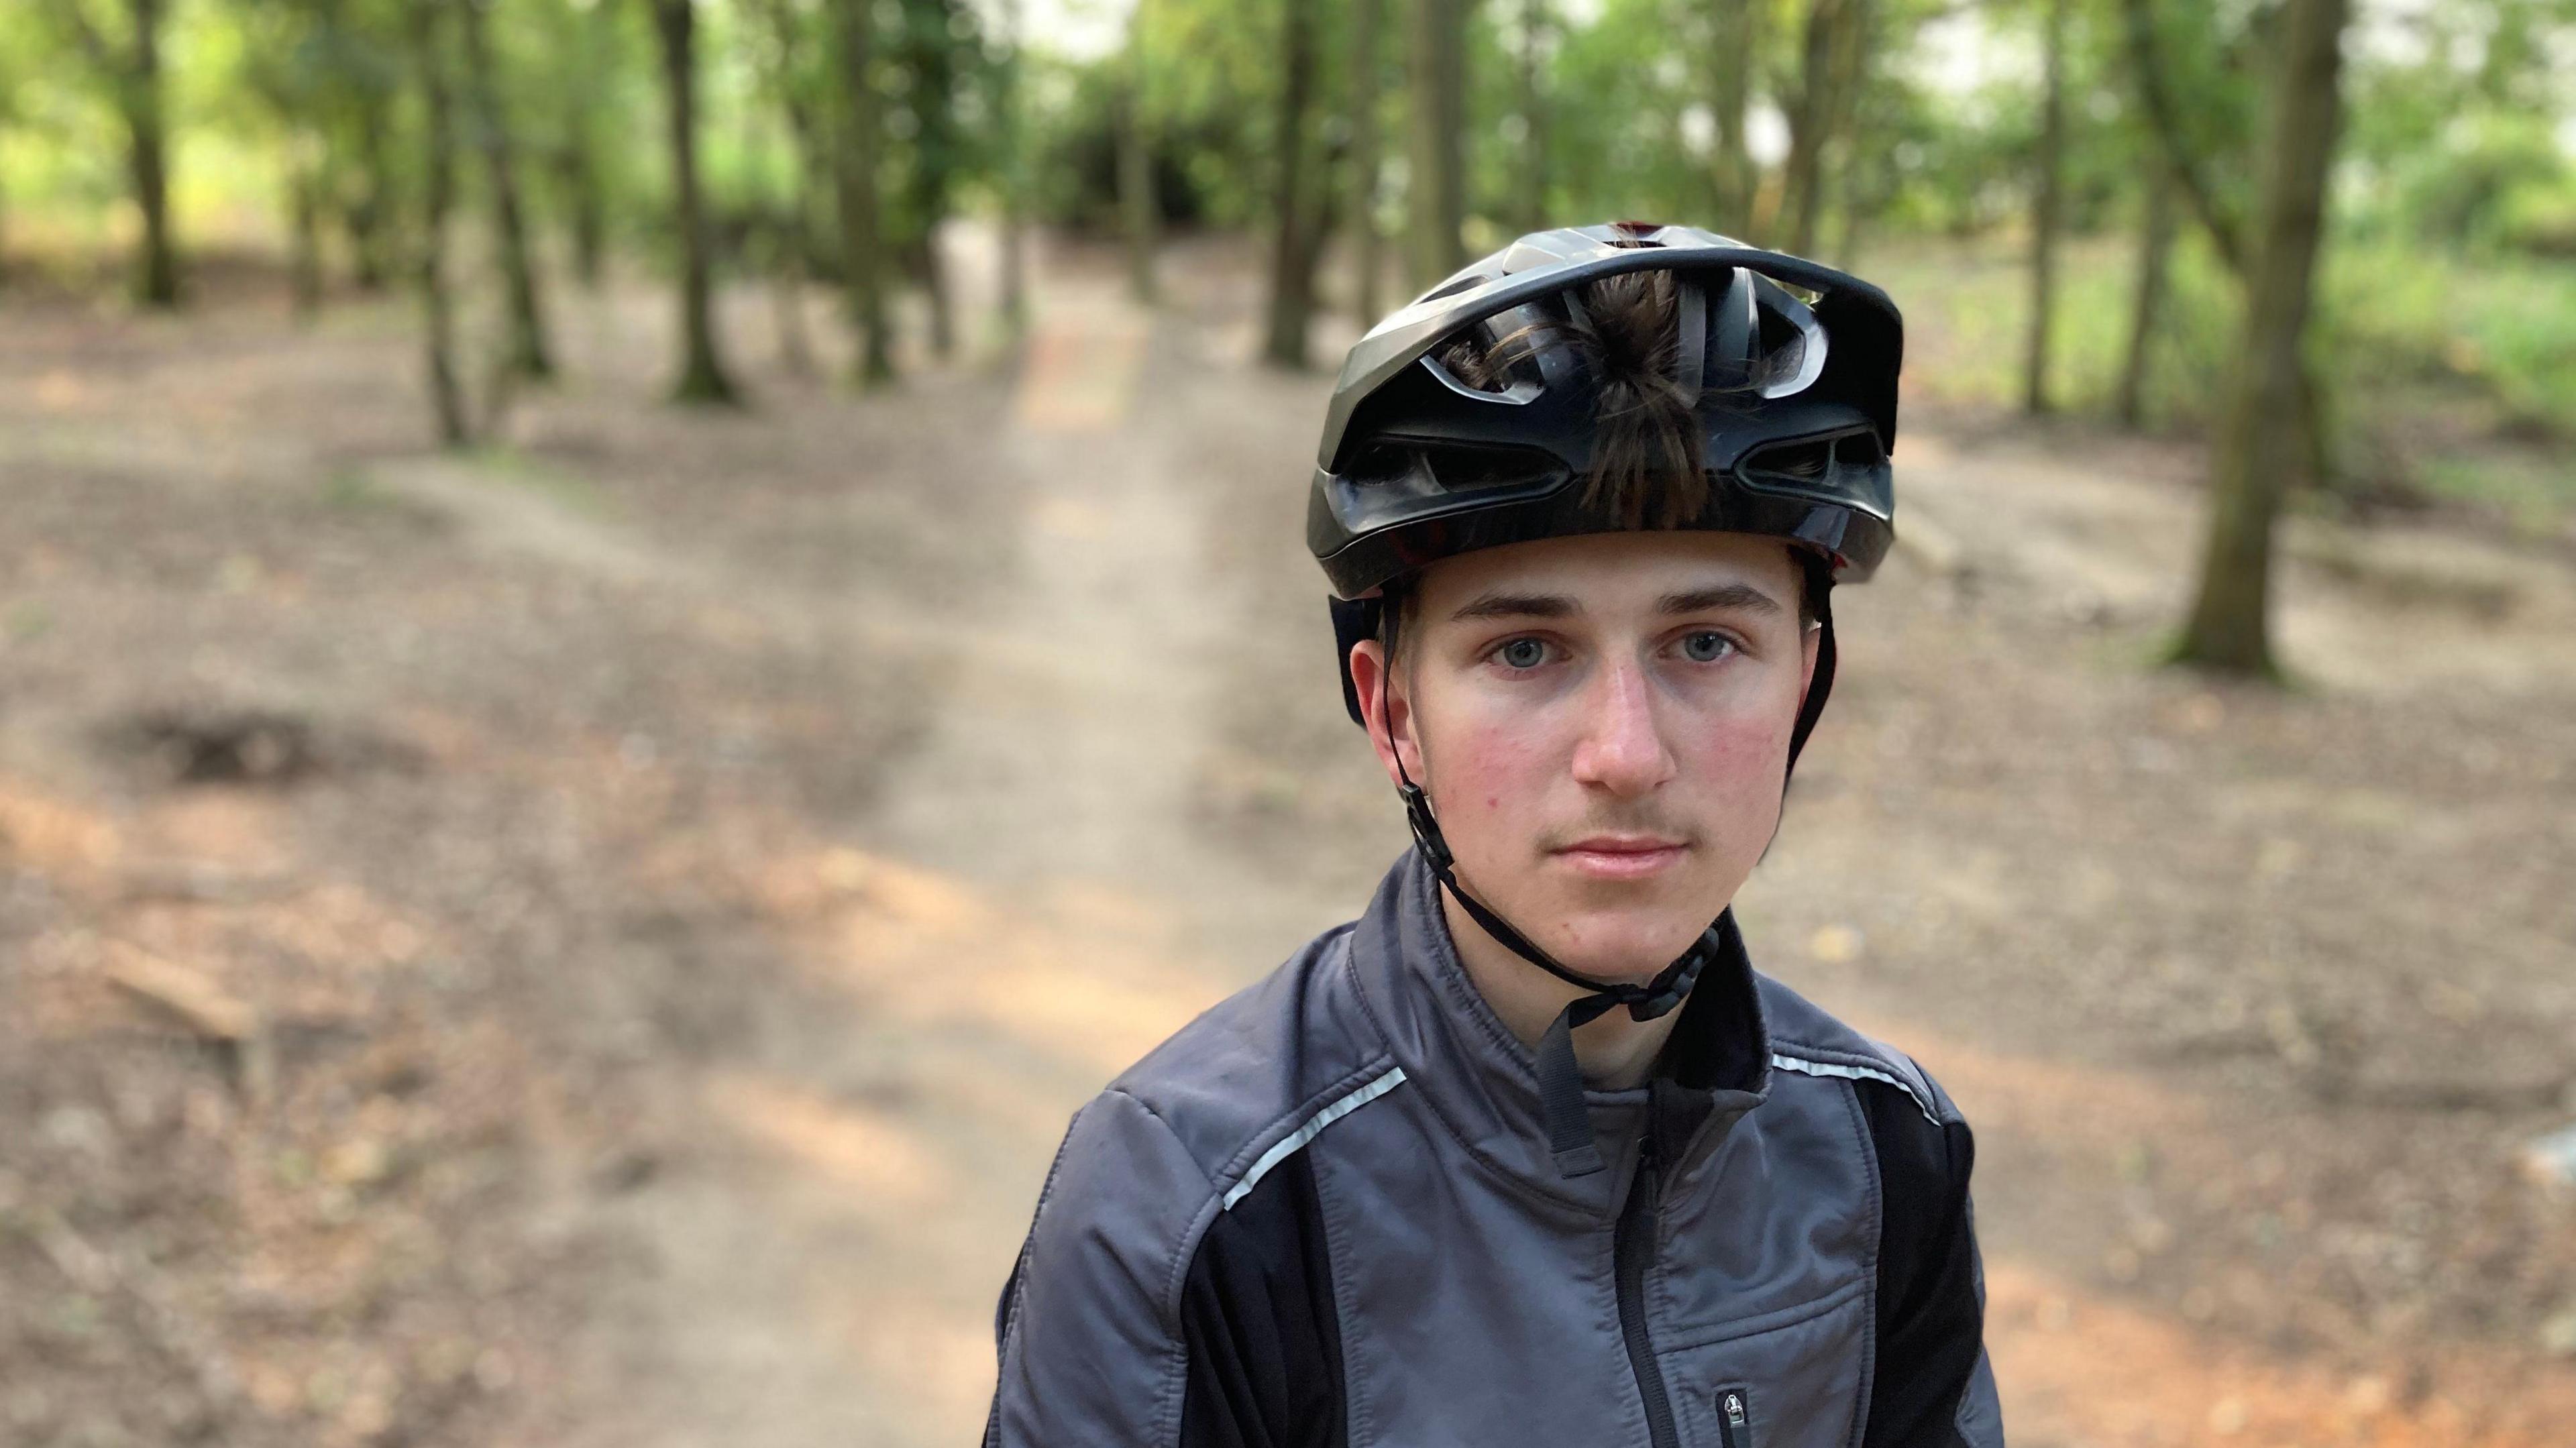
1551, 835, 1690, 881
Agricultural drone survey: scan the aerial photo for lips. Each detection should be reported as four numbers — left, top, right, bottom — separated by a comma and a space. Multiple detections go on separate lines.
1552, 836, 1689, 881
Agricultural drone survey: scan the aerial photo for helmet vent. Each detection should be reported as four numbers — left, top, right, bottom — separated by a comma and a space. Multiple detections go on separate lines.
1739, 430, 1884, 490
1345, 443, 1417, 487
1417, 273, 1487, 305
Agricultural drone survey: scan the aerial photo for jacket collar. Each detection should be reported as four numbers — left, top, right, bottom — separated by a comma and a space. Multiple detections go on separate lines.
1348, 849, 1773, 1218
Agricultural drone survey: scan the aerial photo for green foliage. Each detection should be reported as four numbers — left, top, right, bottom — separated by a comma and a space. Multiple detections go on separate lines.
0, 0, 2564, 522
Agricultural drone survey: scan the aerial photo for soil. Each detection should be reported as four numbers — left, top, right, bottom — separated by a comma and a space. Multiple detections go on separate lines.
1, 233, 2570, 1448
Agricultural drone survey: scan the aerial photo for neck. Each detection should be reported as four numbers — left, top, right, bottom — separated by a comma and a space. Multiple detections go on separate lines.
1438, 889, 1683, 1091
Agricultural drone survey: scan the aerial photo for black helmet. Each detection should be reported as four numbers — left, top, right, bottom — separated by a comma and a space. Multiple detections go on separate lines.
1310, 221, 1901, 602
1310, 222, 1905, 1182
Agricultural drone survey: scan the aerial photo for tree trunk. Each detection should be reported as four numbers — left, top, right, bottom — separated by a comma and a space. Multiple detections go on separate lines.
911, 234, 955, 360
1405, 0, 1466, 290
651, 0, 741, 404
1345, 0, 1385, 323
1778, 0, 1845, 256
1118, 6, 1159, 306
1708, 0, 1758, 233
1517, 0, 1547, 232
461, 0, 553, 379
996, 0, 1030, 342
556, 0, 612, 287
1263, 0, 1321, 368
1820, 0, 1873, 254
409, 0, 470, 447
345, 80, 395, 291
288, 136, 323, 321
772, 226, 816, 377
899, 0, 965, 361
829, 0, 894, 383
2116, 162, 2176, 429
2175, 0, 2351, 675
125, 0, 178, 307
2023, 0, 2068, 414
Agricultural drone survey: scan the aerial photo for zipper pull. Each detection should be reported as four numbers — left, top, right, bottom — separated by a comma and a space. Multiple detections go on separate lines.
1718, 1388, 1751, 1447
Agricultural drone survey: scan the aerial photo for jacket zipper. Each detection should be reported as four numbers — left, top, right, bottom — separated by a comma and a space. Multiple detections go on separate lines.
1613, 1133, 1682, 1448
1716, 1386, 1753, 1447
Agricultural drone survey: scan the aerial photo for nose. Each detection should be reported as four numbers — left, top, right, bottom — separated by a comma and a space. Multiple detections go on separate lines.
1569, 658, 1676, 798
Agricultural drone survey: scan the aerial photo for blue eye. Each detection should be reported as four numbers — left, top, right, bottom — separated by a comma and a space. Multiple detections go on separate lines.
1681, 632, 1735, 663
1498, 638, 1548, 669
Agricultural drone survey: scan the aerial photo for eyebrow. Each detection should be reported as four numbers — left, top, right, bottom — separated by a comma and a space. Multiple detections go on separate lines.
1449, 590, 1577, 622
1656, 583, 1784, 618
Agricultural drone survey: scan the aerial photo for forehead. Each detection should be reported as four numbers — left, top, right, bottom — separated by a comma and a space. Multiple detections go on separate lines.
1409, 531, 1803, 618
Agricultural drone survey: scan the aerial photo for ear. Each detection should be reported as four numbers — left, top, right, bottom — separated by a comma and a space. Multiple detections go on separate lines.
1348, 639, 1424, 789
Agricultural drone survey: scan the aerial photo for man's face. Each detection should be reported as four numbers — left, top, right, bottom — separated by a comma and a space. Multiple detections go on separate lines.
1354, 531, 1819, 984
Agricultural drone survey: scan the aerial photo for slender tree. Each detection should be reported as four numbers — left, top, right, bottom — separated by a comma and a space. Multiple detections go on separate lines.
548, 0, 614, 288
1263, 0, 1322, 366
2023, 0, 2068, 414
745, 0, 818, 375
894, 0, 967, 360
409, 0, 469, 445
309, 0, 398, 293
1707, 0, 1758, 233
342, 77, 396, 290
649, 0, 741, 404
2121, 0, 2335, 487
1118, 1, 1159, 305
1777, 0, 1858, 256
460, 0, 553, 379
286, 129, 325, 318
996, 0, 1030, 343
50, 0, 179, 306
830, 0, 895, 382
1344, 0, 1386, 323
1404, 0, 1466, 288
1515, 0, 1548, 231
2174, 0, 2353, 673
2116, 163, 2176, 429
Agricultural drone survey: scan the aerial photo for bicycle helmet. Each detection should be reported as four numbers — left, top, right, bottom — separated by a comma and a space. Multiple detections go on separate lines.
1310, 221, 1904, 1178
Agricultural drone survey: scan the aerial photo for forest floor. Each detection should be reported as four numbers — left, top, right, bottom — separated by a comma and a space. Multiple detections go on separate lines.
3, 235, 2573, 1448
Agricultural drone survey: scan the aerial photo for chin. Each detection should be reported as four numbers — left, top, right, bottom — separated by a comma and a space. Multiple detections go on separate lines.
1544, 906, 1718, 985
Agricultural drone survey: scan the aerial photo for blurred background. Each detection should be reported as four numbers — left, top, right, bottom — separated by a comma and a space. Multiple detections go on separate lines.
1, 0, 2573, 1444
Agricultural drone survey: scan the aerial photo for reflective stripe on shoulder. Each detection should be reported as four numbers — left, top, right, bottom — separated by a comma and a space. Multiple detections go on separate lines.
1768, 1052, 1939, 1125
1221, 1066, 1409, 1211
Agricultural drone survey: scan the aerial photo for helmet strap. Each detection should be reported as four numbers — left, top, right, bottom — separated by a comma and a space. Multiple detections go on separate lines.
1786, 554, 1837, 777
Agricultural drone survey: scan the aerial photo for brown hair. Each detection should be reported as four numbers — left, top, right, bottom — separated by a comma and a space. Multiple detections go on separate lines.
1436, 268, 1710, 531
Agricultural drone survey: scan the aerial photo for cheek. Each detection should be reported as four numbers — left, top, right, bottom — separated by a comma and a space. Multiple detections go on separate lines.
1678, 704, 1796, 814
1428, 716, 1560, 824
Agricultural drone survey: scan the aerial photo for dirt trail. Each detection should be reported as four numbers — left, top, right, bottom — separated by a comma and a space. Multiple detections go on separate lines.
527, 262, 1387, 1448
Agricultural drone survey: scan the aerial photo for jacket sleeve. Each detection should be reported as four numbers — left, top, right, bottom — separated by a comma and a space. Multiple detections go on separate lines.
985, 1089, 1221, 1448
1857, 1075, 2006, 1448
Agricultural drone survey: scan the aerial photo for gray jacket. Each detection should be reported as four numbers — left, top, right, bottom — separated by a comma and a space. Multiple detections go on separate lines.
986, 852, 2006, 1448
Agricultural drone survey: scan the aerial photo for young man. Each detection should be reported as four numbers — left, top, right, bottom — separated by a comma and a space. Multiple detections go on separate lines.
984, 223, 2004, 1448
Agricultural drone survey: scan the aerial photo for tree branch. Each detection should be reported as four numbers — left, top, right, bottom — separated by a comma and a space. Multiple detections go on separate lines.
2118, 0, 2245, 274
